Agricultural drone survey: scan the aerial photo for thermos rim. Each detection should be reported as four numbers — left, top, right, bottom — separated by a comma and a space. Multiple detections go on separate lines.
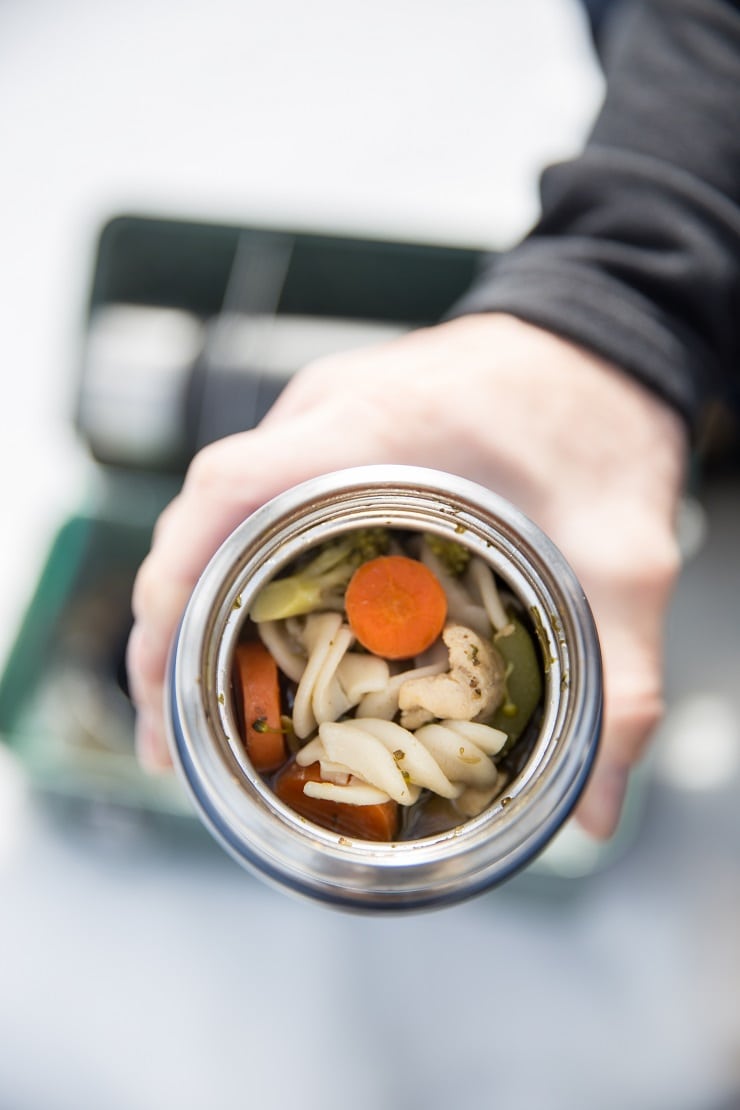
167, 465, 602, 911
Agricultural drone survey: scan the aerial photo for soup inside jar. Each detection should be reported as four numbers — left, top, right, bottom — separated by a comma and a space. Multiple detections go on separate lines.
231, 527, 545, 841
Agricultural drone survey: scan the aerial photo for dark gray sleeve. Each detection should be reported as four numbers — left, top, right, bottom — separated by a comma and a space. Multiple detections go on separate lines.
453, 0, 740, 429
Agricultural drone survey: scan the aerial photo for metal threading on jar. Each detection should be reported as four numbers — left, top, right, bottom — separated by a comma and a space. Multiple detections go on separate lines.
168, 465, 602, 912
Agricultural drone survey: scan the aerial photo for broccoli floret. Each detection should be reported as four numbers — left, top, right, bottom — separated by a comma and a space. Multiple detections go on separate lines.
423, 533, 471, 576
249, 528, 390, 622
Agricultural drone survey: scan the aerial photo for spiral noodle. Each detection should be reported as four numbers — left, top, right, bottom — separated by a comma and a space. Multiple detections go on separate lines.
257, 620, 306, 684
292, 613, 390, 739
355, 658, 447, 721
467, 556, 509, 633
295, 716, 508, 815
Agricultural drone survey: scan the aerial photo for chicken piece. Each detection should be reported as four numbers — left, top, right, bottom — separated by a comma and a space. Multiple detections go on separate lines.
398, 623, 505, 729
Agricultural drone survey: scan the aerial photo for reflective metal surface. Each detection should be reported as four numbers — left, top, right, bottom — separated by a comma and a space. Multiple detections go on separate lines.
169, 466, 601, 908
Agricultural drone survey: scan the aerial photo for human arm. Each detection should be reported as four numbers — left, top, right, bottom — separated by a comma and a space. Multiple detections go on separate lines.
454, 0, 740, 427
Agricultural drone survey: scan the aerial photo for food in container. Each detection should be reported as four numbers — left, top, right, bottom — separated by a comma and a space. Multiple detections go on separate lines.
168, 466, 602, 911
233, 527, 545, 843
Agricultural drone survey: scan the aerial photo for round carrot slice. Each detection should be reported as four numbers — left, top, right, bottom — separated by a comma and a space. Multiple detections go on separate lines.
344, 554, 447, 659
233, 641, 286, 772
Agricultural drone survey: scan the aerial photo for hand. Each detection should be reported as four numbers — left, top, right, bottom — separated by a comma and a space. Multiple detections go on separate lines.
127, 313, 687, 839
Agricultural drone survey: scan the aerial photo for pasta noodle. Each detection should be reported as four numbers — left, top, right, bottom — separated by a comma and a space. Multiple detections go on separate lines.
303, 779, 392, 806
355, 659, 447, 720
296, 715, 508, 813
348, 718, 462, 799
335, 653, 390, 706
439, 718, 508, 755
292, 614, 392, 738
310, 622, 355, 726
413, 722, 500, 788
257, 620, 306, 684
292, 612, 344, 739
468, 556, 510, 633
318, 721, 419, 805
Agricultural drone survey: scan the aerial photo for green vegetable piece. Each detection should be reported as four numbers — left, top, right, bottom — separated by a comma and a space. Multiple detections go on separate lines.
423, 533, 471, 576
249, 529, 389, 622
491, 613, 543, 744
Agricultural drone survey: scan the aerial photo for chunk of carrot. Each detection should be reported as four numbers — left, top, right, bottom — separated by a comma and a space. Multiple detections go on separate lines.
344, 554, 447, 660
273, 759, 399, 841
233, 640, 286, 772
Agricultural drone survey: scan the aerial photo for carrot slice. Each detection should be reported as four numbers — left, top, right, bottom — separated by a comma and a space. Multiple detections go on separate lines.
233, 641, 286, 772
273, 759, 399, 841
344, 554, 447, 660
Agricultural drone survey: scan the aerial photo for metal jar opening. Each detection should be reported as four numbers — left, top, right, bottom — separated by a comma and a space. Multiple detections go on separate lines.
167, 465, 602, 912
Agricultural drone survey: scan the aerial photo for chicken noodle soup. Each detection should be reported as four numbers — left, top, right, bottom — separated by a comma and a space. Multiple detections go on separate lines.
169, 465, 602, 910
231, 528, 544, 841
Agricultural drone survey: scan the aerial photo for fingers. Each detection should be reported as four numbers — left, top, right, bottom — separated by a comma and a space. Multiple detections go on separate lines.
126, 434, 279, 766
571, 547, 677, 839
126, 406, 392, 765
127, 435, 269, 767
575, 762, 629, 841
575, 686, 664, 839
125, 620, 175, 770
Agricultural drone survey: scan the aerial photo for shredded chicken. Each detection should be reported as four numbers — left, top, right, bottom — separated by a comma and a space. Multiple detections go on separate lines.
397, 623, 505, 729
